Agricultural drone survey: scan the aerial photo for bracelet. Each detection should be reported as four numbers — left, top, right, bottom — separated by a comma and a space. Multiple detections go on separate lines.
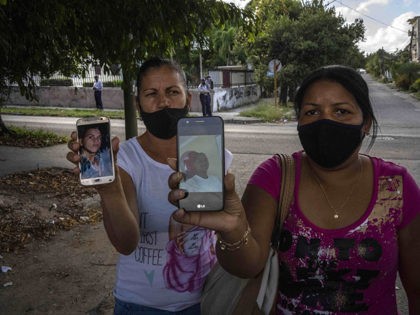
217, 226, 251, 251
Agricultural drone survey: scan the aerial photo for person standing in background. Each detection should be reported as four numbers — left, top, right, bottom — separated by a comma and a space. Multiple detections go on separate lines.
198, 78, 211, 116
93, 75, 103, 110
205, 75, 213, 90
205, 76, 213, 116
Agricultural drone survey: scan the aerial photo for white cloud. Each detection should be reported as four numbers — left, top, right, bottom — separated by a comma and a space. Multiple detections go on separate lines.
228, 0, 417, 54
356, 0, 388, 13
358, 12, 414, 54
335, 1, 417, 54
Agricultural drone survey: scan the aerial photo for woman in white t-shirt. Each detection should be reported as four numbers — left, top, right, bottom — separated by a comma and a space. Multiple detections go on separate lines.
67, 57, 232, 314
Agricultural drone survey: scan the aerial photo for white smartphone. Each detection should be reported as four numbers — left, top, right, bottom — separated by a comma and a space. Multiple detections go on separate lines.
76, 117, 115, 186
177, 116, 225, 211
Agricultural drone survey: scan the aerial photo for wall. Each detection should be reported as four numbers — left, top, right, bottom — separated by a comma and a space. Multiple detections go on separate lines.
6, 86, 125, 109
5, 84, 261, 112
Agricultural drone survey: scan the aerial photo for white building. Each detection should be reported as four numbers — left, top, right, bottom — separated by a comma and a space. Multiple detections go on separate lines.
409, 16, 420, 63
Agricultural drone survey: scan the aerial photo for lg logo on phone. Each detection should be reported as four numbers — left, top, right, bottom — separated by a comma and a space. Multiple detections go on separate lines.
197, 204, 206, 209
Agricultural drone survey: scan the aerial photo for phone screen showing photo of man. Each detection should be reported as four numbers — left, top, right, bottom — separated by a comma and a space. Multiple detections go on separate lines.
178, 135, 224, 211
77, 121, 114, 185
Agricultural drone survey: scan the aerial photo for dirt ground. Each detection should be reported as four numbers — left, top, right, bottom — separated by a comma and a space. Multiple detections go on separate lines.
0, 167, 117, 315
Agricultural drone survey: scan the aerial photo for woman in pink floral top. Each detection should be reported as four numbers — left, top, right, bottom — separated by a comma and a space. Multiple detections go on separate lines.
169, 65, 420, 314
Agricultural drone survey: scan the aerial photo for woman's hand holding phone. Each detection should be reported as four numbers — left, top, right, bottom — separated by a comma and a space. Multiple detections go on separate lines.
66, 129, 121, 193
167, 158, 246, 235
75, 117, 116, 186
176, 117, 226, 211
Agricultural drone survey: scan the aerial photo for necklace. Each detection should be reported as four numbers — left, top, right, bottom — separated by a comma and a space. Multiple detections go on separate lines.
309, 159, 363, 220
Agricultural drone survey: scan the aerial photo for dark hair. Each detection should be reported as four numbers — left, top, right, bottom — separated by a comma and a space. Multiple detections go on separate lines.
79, 125, 109, 151
136, 57, 187, 95
294, 65, 378, 151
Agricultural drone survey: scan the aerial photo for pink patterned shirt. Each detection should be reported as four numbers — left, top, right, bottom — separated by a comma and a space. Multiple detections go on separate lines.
248, 151, 420, 315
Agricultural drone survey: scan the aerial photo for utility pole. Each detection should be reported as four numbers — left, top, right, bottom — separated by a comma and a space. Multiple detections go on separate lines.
199, 53, 203, 80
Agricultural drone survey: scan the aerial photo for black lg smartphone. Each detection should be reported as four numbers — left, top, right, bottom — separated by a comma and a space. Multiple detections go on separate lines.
76, 117, 115, 186
177, 116, 225, 211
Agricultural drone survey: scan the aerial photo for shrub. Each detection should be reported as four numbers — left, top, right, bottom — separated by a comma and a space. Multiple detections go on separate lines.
40, 79, 73, 86
394, 74, 411, 90
394, 62, 420, 90
409, 78, 420, 92
103, 80, 122, 87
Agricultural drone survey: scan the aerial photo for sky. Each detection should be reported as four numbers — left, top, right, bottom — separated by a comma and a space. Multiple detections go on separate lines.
228, 0, 420, 54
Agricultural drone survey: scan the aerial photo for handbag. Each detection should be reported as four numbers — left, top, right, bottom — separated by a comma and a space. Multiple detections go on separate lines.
201, 154, 295, 315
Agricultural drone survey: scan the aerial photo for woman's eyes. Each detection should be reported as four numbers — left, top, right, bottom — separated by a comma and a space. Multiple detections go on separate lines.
144, 91, 157, 97
167, 89, 180, 95
144, 90, 180, 97
304, 109, 317, 116
303, 108, 351, 116
336, 108, 351, 115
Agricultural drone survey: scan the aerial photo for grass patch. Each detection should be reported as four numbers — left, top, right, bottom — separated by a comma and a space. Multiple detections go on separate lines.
239, 98, 296, 122
0, 126, 69, 147
1, 106, 127, 119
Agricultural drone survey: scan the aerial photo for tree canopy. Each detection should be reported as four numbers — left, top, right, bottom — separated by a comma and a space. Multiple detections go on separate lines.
241, 0, 366, 102
1, 0, 372, 131
0, 0, 247, 137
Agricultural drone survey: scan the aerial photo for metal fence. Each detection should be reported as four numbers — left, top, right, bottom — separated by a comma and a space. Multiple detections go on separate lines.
32, 66, 123, 87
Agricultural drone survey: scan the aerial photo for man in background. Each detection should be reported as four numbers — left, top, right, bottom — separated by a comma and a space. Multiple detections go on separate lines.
198, 78, 211, 116
93, 75, 103, 110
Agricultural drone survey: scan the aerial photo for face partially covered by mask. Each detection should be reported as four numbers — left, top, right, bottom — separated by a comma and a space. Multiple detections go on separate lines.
140, 105, 189, 139
298, 119, 364, 168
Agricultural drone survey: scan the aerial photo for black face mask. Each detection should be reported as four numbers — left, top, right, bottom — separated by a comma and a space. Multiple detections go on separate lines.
298, 119, 364, 168
140, 106, 189, 139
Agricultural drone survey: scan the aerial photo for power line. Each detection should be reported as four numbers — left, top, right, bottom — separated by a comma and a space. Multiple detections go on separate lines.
335, 0, 408, 33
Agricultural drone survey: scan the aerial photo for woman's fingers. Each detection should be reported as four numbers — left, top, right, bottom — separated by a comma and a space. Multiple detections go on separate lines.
67, 131, 80, 152
66, 131, 80, 164
223, 173, 243, 216
168, 170, 184, 190
110, 136, 120, 166
170, 172, 245, 233
167, 157, 177, 171
111, 136, 119, 154
66, 150, 80, 163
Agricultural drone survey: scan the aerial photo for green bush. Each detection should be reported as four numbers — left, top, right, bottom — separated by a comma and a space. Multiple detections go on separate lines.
103, 80, 122, 87
394, 62, 420, 90
40, 78, 73, 86
409, 78, 420, 92
394, 74, 411, 90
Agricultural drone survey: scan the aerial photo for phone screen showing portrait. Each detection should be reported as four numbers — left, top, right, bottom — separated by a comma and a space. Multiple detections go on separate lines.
76, 117, 115, 186
177, 116, 225, 211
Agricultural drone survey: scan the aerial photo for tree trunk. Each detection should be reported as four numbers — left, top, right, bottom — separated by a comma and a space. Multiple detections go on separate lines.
279, 85, 288, 106
0, 113, 14, 135
121, 67, 138, 140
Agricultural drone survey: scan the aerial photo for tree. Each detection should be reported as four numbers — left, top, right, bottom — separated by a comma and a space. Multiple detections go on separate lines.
77, 0, 247, 138
1, 0, 246, 138
243, 0, 366, 104
0, 0, 90, 134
